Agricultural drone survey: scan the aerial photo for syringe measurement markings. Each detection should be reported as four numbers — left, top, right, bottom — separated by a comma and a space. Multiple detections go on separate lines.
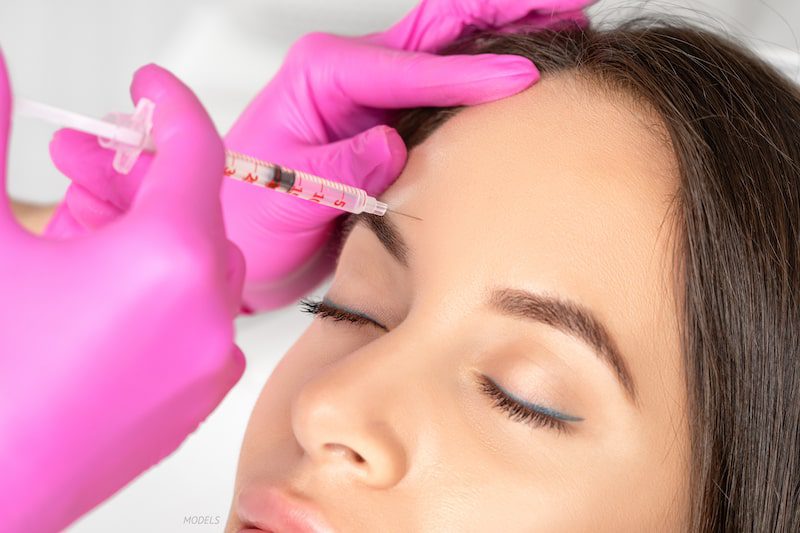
224, 152, 368, 212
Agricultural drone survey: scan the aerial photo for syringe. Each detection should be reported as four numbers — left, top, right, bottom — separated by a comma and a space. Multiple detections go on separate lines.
14, 97, 408, 218
222, 149, 386, 216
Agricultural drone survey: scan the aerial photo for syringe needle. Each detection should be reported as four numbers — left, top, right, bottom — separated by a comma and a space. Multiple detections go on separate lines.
385, 208, 423, 221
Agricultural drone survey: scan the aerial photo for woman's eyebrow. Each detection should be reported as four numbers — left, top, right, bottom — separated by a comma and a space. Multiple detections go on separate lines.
489, 288, 639, 406
343, 214, 638, 405
343, 213, 410, 267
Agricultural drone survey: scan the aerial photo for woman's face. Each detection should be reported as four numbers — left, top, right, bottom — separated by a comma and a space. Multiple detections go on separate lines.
227, 74, 690, 532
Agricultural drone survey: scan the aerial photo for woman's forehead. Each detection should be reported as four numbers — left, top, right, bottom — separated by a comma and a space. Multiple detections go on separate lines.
382, 75, 678, 289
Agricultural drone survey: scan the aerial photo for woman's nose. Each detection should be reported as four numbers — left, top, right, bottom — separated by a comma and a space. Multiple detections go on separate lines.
289, 349, 410, 489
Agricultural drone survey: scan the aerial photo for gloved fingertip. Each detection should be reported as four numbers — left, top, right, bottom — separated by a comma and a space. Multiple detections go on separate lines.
379, 126, 407, 181
440, 54, 540, 104
365, 124, 407, 162
51, 127, 94, 145
472, 53, 539, 79
130, 63, 170, 106
381, 125, 407, 164
349, 124, 407, 196
49, 130, 116, 187
49, 128, 100, 164
355, 126, 408, 196
133, 62, 161, 76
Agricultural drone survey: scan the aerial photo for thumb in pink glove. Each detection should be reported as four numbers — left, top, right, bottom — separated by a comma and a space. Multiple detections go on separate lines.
46, 0, 596, 312
0, 56, 246, 531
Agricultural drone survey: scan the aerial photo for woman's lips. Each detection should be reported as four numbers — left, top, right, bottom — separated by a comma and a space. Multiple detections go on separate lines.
237, 485, 336, 533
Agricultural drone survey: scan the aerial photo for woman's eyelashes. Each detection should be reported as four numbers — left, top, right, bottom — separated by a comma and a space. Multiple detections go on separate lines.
299, 297, 388, 331
477, 374, 583, 434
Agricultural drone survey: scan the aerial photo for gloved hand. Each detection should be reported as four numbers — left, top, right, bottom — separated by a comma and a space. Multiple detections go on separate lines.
45, 0, 594, 312
0, 53, 246, 532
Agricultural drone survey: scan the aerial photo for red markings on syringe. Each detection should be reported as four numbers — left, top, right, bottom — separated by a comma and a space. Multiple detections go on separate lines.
247, 160, 260, 184
223, 160, 351, 209
225, 164, 259, 184
333, 191, 347, 207
308, 181, 326, 203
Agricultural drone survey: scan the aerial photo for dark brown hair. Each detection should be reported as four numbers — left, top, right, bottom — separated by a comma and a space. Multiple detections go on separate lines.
391, 18, 800, 533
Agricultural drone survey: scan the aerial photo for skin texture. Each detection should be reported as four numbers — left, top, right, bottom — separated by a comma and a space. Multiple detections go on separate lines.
227, 74, 690, 532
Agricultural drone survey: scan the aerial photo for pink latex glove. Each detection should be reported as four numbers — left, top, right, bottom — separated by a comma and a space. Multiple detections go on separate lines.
45, 0, 593, 312
0, 53, 246, 531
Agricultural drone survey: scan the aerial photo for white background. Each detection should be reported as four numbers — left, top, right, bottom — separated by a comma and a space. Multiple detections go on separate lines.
0, 1, 796, 531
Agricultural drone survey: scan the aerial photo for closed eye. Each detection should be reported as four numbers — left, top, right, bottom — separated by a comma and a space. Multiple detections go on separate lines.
299, 297, 388, 331
476, 373, 583, 434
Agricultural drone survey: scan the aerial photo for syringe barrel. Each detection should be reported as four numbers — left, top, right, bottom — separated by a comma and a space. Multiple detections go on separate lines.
292, 170, 369, 214
224, 151, 386, 215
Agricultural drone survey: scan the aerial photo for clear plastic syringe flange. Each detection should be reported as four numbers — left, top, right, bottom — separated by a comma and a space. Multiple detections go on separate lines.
14, 97, 389, 216
96, 98, 156, 174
